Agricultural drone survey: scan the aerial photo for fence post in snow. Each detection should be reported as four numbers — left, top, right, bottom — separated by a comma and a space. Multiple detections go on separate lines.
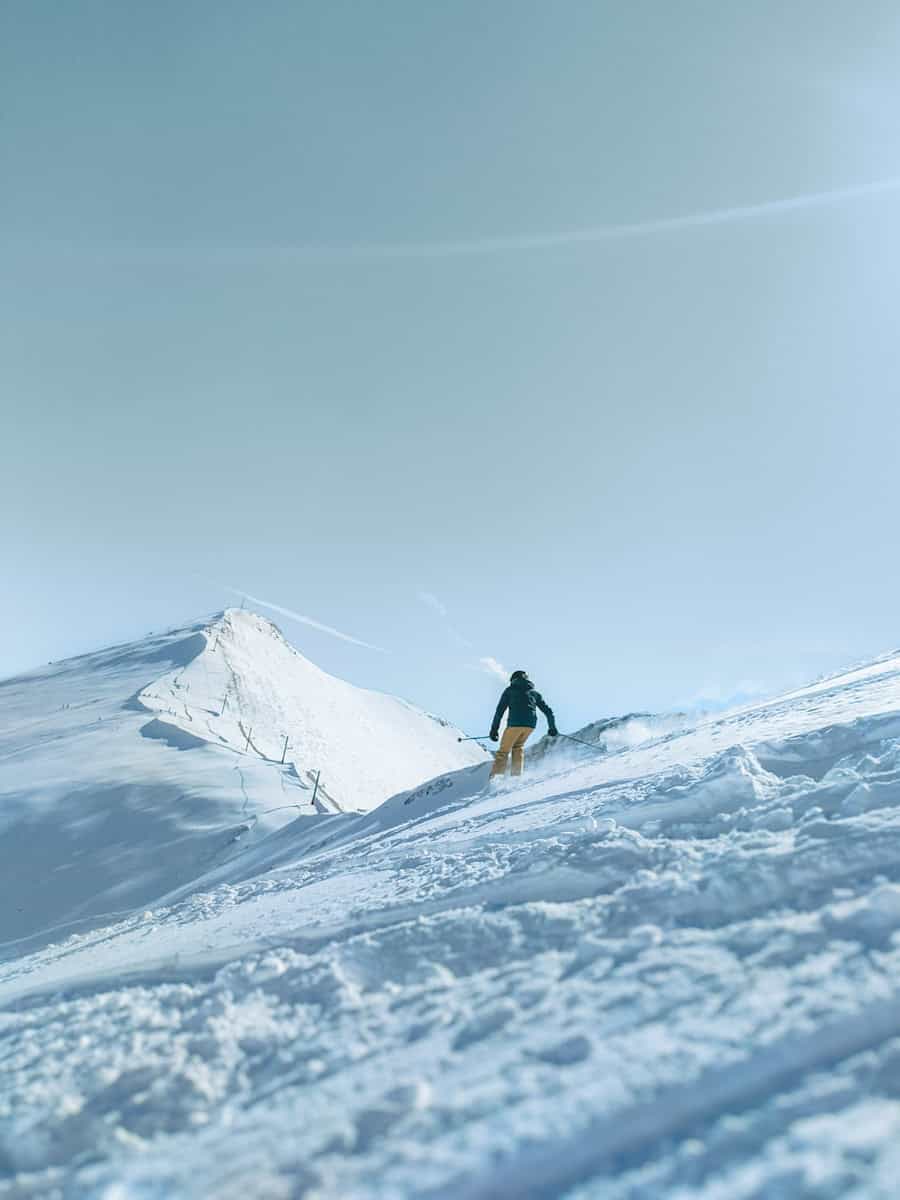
280, 735, 289, 765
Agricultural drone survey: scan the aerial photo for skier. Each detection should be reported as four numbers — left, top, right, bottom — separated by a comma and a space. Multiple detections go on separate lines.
489, 670, 558, 779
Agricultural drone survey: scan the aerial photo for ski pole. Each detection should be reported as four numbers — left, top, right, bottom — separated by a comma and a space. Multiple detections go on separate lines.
458, 734, 492, 742
558, 732, 606, 755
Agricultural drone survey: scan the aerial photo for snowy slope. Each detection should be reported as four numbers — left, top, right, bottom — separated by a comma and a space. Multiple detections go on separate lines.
137, 608, 486, 813
6, 646, 900, 1196
527, 709, 690, 765
0, 610, 485, 950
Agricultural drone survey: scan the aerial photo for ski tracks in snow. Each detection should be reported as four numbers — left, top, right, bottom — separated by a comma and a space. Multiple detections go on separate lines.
8, 670, 900, 1193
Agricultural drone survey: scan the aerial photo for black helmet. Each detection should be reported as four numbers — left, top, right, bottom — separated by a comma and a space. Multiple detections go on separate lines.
510, 669, 529, 682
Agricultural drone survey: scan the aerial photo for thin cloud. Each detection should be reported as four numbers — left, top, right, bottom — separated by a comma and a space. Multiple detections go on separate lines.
279, 177, 900, 259
418, 589, 474, 648
417, 590, 448, 619
21, 177, 900, 266
479, 656, 509, 682
449, 627, 474, 650
223, 587, 387, 652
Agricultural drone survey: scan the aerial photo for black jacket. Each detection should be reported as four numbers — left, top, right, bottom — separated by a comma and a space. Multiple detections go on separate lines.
491, 676, 556, 736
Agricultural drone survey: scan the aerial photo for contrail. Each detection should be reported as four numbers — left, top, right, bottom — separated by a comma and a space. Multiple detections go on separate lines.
223, 587, 387, 652
266, 176, 900, 261
11, 177, 898, 267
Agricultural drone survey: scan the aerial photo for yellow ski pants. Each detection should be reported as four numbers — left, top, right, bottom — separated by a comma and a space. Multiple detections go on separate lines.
491, 726, 533, 777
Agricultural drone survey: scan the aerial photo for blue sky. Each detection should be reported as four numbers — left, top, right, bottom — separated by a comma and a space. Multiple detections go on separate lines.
4, 1, 900, 732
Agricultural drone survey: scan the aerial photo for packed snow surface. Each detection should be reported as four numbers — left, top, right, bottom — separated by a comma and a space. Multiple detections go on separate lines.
5, 630, 900, 1197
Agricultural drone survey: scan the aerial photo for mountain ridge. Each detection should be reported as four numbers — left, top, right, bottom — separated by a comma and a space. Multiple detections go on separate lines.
0, 608, 485, 948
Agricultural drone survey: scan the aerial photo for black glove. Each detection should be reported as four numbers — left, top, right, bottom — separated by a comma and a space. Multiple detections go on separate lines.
489, 731, 499, 742
548, 728, 559, 738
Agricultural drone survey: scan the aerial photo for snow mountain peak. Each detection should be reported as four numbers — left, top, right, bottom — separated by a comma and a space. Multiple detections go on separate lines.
0, 610, 485, 947
135, 606, 485, 813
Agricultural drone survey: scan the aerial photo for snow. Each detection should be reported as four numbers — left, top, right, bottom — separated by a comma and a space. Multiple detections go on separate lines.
6, 624, 900, 1196
137, 608, 487, 814
528, 710, 691, 766
0, 609, 485, 949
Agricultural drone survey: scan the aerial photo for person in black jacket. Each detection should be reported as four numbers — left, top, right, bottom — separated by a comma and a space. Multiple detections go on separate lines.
489, 670, 558, 778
